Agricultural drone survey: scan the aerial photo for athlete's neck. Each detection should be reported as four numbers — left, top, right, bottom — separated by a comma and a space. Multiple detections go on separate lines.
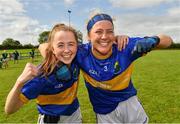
91, 48, 112, 59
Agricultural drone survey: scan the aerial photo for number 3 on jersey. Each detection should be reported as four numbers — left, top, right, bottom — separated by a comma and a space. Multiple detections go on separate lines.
104, 66, 108, 71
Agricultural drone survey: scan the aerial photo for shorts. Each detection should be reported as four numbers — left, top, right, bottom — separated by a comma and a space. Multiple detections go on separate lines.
96, 96, 148, 123
38, 107, 82, 124
2, 58, 8, 62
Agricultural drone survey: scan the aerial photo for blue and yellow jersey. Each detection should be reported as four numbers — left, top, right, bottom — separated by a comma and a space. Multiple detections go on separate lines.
19, 61, 80, 116
76, 37, 145, 114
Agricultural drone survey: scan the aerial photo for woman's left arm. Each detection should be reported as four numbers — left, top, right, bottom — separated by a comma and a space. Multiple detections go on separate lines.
156, 34, 173, 48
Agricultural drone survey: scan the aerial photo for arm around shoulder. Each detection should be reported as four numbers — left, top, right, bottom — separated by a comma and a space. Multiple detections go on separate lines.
38, 43, 49, 58
156, 34, 173, 48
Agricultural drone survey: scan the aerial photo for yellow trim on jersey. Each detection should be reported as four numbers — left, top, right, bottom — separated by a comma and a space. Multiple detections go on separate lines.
142, 53, 147, 56
82, 64, 133, 91
19, 93, 29, 104
36, 81, 78, 105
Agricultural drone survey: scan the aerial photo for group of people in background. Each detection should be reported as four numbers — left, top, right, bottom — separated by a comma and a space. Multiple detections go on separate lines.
0, 49, 36, 69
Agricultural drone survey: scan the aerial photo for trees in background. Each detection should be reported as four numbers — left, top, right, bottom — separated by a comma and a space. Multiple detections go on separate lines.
37, 30, 83, 44
2, 38, 22, 48
168, 43, 180, 49
0, 38, 36, 49
38, 31, 50, 44
1, 32, 179, 49
0, 29, 83, 49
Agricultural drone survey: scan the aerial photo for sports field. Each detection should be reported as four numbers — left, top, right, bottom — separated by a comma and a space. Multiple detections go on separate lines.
0, 50, 180, 123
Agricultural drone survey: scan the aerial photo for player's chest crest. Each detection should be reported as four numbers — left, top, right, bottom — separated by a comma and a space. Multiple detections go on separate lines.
114, 61, 121, 74
72, 66, 79, 80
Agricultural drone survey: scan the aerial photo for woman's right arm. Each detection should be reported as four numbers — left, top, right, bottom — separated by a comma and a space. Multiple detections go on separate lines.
5, 81, 24, 114
5, 63, 39, 114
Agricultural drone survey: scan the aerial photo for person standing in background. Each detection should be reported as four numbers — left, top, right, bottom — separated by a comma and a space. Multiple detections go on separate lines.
13, 50, 19, 64
2, 50, 8, 68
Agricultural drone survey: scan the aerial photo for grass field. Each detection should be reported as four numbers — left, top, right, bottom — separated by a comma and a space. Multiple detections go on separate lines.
0, 49, 37, 55
0, 50, 180, 123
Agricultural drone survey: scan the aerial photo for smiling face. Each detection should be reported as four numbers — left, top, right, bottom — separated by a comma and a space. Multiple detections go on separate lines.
88, 20, 115, 58
52, 30, 77, 65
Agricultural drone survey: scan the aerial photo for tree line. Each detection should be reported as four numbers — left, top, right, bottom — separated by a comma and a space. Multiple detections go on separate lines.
167, 42, 180, 49
0, 30, 83, 50
0, 31, 179, 49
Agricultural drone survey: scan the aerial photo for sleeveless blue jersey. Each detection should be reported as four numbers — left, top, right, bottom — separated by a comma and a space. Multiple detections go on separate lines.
76, 37, 144, 114
19, 61, 80, 116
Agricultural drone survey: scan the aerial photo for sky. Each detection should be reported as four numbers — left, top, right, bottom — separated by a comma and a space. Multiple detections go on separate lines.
0, 0, 180, 45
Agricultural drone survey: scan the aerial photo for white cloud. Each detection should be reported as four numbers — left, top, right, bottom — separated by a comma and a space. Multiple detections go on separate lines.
168, 7, 180, 16
64, 0, 75, 5
0, 0, 25, 14
109, 0, 179, 9
108, 0, 180, 42
114, 13, 180, 43
87, 8, 103, 19
0, 0, 179, 45
0, 0, 45, 45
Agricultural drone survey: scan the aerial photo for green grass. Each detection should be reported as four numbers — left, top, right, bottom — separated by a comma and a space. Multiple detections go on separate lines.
0, 56, 41, 123
0, 49, 37, 54
0, 50, 180, 123
132, 50, 180, 123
